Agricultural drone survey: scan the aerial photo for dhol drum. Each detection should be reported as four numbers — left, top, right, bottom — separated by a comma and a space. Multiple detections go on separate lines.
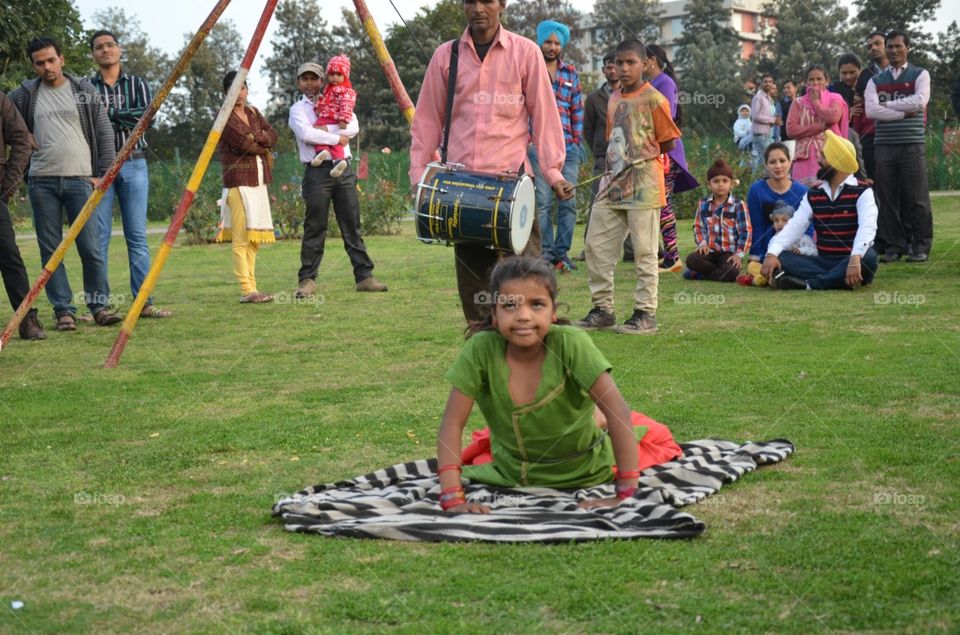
414, 163, 535, 254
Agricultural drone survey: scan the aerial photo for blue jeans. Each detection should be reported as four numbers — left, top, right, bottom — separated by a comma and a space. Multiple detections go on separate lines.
752, 133, 772, 171
29, 176, 112, 315
780, 248, 878, 290
528, 144, 579, 262
95, 157, 152, 302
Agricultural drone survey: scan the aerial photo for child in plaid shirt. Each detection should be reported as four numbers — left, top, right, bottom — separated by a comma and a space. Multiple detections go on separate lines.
310, 54, 356, 178
682, 159, 752, 282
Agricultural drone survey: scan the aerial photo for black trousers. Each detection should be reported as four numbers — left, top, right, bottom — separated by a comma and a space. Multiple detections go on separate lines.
685, 250, 740, 282
860, 133, 876, 180
0, 198, 31, 311
454, 214, 542, 323
873, 143, 933, 256
298, 163, 375, 283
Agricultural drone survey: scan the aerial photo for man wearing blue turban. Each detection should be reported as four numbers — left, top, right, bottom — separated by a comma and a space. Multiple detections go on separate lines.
529, 19, 583, 273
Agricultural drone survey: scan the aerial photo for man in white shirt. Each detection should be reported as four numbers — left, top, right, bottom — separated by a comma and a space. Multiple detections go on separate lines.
289, 62, 386, 298
761, 131, 878, 290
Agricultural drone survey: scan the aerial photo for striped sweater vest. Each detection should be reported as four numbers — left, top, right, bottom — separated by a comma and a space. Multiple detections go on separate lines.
808, 182, 868, 256
872, 65, 926, 145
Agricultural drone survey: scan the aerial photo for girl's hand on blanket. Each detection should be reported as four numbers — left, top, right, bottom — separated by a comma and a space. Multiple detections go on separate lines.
444, 502, 491, 514
577, 496, 621, 510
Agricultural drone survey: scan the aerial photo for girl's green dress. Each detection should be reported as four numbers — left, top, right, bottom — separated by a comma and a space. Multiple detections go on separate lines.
446, 325, 617, 489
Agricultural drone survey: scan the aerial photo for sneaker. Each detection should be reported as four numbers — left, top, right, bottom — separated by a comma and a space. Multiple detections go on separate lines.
614, 309, 657, 335
330, 160, 348, 178
356, 276, 388, 292
295, 278, 317, 298
310, 150, 332, 167
681, 269, 703, 280
560, 256, 577, 271
736, 274, 755, 287
19, 309, 47, 341
880, 250, 902, 263
906, 252, 929, 262
576, 306, 616, 330
659, 257, 682, 273
771, 269, 807, 290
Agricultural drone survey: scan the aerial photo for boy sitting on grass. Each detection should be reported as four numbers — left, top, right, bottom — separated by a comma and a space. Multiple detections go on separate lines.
682, 159, 751, 282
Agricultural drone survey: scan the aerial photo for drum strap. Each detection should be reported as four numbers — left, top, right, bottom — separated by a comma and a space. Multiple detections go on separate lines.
441, 39, 459, 165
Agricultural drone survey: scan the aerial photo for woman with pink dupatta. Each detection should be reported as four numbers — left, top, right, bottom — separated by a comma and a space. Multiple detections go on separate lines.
787, 64, 849, 185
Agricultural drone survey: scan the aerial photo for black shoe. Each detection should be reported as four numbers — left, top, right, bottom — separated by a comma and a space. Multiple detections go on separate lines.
19, 309, 47, 340
772, 269, 807, 290
613, 309, 658, 335
880, 250, 902, 263
576, 306, 616, 329
906, 252, 928, 262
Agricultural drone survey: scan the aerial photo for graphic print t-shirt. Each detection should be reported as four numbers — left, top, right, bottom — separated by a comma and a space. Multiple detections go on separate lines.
600, 82, 680, 208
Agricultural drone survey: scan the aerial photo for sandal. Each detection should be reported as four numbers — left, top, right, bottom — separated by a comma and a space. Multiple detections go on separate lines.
240, 292, 273, 304
93, 309, 123, 326
56, 313, 77, 332
140, 304, 173, 318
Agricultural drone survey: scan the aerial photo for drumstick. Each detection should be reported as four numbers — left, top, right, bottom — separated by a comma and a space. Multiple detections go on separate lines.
574, 171, 610, 189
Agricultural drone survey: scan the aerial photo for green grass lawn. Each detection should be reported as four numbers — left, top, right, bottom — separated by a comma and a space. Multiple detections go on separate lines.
1, 197, 958, 634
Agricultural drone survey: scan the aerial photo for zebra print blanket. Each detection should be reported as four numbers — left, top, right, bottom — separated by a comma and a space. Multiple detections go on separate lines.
272, 438, 794, 542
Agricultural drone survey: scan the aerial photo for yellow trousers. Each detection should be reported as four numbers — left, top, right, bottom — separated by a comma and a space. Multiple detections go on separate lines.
226, 188, 259, 295
747, 260, 768, 287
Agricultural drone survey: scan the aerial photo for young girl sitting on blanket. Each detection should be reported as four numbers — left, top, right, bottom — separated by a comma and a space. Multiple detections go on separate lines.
436, 257, 682, 514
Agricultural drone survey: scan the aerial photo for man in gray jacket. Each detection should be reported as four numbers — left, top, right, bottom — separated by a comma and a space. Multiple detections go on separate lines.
10, 37, 120, 331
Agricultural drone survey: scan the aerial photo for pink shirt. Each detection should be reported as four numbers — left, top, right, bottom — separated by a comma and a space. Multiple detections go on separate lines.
409, 26, 566, 187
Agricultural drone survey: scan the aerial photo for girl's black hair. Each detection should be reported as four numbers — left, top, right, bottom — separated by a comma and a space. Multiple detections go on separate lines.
804, 63, 829, 81
646, 44, 682, 128
764, 141, 791, 162
465, 256, 569, 338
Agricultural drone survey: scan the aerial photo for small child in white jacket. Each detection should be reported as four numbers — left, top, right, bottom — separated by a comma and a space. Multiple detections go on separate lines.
738, 200, 816, 286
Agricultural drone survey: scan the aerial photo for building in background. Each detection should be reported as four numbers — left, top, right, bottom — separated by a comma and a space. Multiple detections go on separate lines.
575, 0, 774, 74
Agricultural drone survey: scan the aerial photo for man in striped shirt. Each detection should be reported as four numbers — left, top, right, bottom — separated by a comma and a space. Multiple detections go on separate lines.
528, 20, 583, 273
90, 30, 171, 318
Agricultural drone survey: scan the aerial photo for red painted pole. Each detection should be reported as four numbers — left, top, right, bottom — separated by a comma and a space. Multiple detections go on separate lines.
103, 0, 280, 369
0, 0, 234, 351
353, 0, 416, 124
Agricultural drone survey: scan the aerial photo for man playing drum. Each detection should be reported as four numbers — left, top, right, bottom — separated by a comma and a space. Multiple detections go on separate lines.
409, 0, 574, 322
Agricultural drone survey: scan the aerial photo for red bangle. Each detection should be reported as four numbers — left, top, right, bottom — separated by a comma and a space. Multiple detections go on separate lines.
437, 464, 462, 475
440, 496, 467, 510
615, 485, 637, 500
617, 470, 640, 480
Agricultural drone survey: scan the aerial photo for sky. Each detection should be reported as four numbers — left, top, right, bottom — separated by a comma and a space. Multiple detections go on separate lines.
73, 0, 959, 109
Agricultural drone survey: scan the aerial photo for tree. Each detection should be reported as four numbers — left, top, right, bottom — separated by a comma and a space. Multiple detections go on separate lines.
852, 0, 941, 35
502, 0, 586, 67
929, 21, 960, 123
151, 21, 243, 159
758, 0, 854, 87
261, 0, 333, 128
677, 32, 745, 135
0, 0, 87, 91
675, 0, 739, 69
88, 7, 172, 89
592, 0, 663, 51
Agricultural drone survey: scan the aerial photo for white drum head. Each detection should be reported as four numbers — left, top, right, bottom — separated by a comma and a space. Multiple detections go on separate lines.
415, 163, 445, 217
509, 175, 535, 254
